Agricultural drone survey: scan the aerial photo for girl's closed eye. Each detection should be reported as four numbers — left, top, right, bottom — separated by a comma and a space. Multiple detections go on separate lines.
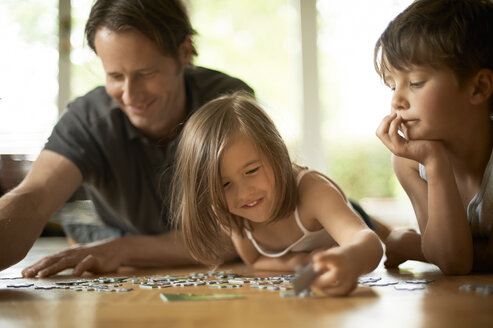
246, 166, 261, 175
223, 181, 230, 188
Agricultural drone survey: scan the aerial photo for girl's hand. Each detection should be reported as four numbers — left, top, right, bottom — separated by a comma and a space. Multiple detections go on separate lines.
311, 248, 358, 296
376, 113, 444, 165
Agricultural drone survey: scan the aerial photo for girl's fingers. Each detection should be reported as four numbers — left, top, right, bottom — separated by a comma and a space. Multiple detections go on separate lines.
316, 280, 357, 297
312, 269, 356, 297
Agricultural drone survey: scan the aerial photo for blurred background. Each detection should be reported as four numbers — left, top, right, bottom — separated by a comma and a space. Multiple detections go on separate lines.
0, 0, 415, 228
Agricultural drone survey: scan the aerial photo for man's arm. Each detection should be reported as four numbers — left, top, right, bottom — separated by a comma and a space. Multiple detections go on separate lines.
0, 150, 83, 271
22, 230, 225, 277
23, 229, 238, 277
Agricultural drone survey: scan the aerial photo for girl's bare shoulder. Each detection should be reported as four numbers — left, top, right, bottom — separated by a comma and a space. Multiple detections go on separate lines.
297, 170, 349, 228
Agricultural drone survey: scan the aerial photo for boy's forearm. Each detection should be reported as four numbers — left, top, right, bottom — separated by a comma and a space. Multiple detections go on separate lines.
421, 159, 473, 273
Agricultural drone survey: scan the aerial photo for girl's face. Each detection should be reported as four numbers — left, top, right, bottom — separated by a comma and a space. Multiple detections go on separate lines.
219, 135, 276, 223
384, 65, 472, 141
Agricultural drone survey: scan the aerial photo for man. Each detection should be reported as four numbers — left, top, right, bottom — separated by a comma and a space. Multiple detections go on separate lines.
0, 0, 253, 277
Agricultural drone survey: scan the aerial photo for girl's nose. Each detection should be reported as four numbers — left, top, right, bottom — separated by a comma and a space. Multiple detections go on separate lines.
237, 183, 255, 202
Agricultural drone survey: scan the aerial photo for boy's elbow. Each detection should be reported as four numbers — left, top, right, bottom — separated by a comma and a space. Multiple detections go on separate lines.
437, 261, 472, 275
423, 244, 472, 275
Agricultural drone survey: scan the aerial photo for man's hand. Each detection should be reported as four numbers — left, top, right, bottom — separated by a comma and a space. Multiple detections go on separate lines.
22, 240, 122, 278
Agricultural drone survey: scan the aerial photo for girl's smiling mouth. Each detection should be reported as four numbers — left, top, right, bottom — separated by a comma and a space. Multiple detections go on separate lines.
242, 198, 263, 208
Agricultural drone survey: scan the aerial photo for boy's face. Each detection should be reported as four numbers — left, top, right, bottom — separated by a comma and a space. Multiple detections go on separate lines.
383, 65, 473, 141
219, 135, 276, 223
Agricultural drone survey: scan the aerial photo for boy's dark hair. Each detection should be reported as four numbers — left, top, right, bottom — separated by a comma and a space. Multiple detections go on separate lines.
85, 0, 197, 59
374, 0, 493, 86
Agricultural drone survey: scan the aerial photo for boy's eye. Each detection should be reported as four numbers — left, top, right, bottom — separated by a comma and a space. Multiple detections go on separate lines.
385, 83, 395, 91
410, 81, 425, 87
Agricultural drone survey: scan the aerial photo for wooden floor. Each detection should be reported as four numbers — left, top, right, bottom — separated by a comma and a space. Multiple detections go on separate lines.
1, 238, 492, 328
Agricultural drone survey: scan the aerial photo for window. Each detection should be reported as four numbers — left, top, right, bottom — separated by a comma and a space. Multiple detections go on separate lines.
0, 0, 58, 155
0, 0, 413, 207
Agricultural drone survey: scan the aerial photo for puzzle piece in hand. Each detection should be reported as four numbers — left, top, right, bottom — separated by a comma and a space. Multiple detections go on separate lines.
292, 262, 320, 295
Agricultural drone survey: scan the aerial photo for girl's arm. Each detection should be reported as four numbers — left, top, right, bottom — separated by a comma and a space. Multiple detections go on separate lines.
230, 230, 312, 271
302, 173, 383, 296
393, 154, 473, 274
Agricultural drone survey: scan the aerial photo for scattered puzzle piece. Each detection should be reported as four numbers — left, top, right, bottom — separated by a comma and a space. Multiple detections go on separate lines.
459, 284, 493, 295
394, 284, 426, 291
160, 293, 244, 302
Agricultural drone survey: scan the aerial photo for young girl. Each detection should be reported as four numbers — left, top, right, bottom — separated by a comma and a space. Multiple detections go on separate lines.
375, 0, 493, 273
171, 92, 383, 296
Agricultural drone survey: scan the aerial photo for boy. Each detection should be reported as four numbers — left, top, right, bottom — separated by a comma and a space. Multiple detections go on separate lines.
375, 0, 493, 274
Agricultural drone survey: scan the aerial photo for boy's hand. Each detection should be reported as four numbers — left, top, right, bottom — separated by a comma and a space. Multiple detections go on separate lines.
311, 248, 358, 296
384, 228, 416, 268
376, 113, 444, 165
383, 228, 428, 268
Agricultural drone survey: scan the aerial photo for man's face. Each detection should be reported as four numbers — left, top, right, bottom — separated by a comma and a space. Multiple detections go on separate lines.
94, 27, 191, 140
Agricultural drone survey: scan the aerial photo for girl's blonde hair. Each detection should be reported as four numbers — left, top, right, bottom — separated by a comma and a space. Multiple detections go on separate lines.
171, 92, 297, 265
